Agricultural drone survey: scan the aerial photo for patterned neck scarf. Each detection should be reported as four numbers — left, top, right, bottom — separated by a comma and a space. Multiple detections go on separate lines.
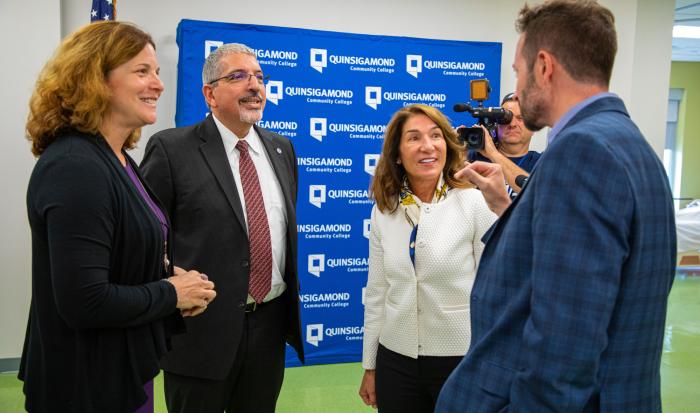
400, 174, 449, 226
399, 174, 449, 266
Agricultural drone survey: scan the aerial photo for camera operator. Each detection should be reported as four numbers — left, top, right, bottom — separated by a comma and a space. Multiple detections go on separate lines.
468, 93, 540, 198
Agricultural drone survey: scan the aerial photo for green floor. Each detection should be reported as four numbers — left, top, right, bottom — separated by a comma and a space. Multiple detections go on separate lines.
2, 276, 699, 412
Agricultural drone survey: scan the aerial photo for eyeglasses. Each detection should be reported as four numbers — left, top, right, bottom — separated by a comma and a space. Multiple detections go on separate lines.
208, 70, 269, 85
501, 92, 516, 105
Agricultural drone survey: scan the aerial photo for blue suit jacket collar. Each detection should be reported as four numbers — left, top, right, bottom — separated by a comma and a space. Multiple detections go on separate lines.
548, 93, 625, 144
482, 94, 629, 247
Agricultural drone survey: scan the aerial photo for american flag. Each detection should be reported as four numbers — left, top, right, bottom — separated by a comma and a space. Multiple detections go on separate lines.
90, 0, 116, 22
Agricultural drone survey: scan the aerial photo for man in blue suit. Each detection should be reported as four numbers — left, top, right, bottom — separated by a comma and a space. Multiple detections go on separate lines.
436, 1, 676, 412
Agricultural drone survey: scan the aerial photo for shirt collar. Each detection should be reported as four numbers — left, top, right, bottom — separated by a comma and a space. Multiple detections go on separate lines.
547, 92, 617, 145
212, 114, 263, 156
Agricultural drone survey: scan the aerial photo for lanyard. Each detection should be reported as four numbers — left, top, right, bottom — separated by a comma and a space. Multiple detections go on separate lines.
409, 225, 418, 267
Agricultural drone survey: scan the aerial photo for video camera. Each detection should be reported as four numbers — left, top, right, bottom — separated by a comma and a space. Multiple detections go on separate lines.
454, 79, 513, 150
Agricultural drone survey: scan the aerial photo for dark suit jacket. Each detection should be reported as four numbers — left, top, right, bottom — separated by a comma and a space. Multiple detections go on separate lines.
20, 131, 181, 412
140, 115, 304, 379
436, 96, 676, 412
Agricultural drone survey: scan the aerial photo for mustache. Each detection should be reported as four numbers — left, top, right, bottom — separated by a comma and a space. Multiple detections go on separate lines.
240, 92, 263, 101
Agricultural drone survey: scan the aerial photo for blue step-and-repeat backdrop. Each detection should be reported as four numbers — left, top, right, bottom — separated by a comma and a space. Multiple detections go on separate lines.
175, 19, 502, 367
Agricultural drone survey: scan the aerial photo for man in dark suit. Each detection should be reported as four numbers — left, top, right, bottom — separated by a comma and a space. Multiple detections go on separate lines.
141, 43, 303, 413
437, 1, 676, 412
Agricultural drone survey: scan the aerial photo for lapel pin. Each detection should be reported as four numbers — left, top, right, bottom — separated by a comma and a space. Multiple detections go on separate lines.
276, 147, 282, 154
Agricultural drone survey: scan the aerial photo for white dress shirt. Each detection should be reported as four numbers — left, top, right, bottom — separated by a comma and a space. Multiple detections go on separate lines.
213, 114, 287, 302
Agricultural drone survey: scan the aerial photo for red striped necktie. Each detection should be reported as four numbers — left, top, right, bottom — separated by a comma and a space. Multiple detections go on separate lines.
236, 140, 272, 304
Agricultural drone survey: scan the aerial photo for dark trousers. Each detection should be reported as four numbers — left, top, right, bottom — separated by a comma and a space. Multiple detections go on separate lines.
163, 297, 287, 413
375, 344, 463, 413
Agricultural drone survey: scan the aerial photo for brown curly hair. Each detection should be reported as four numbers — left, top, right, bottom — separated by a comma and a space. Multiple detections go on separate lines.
370, 104, 473, 213
26, 21, 155, 156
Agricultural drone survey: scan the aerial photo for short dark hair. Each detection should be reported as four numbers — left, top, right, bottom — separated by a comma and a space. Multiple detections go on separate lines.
516, 0, 617, 87
501, 92, 516, 105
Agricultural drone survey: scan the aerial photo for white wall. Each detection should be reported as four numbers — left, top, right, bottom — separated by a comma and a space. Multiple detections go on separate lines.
57, 0, 676, 158
0, 0, 61, 360
0, 0, 675, 361
60, 0, 536, 158
629, 0, 675, 156
606, 0, 675, 156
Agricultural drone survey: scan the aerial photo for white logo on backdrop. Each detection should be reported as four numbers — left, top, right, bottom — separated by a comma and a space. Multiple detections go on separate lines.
204, 40, 223, 59
266, 80, 284, 105
308, 254, 326, 277
309, 185, 327, 208
306, 323, 324, 347
309, 118, 327, 142
365, 86, 382, 110
406, 54, 422, 78
310, 48, 328, 73
364, 154, 380, 176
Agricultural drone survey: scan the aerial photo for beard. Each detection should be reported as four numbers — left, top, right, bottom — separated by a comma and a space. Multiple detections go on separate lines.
519, 72, 547, 132
238, 92, 264, 124
239, 107, 263, 124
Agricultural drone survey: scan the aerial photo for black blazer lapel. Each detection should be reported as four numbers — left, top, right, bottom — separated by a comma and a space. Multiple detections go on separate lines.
197, 116, 248, 234
256, 125, 294, 208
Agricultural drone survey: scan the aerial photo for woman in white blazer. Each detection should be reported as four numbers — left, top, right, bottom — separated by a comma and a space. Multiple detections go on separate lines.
358, 104, 497, 413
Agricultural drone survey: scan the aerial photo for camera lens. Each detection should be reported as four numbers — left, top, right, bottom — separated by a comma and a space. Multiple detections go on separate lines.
458, 127, 485, 150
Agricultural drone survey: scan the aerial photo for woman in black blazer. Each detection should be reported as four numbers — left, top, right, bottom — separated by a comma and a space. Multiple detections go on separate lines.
19, 21, 216, 412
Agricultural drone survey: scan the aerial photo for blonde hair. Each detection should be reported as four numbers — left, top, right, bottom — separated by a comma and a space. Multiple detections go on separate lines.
371, 104, 472, 213
26, 21, 155, 156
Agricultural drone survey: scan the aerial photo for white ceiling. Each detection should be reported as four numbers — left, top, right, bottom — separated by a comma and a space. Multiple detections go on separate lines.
673, 1, 700, 61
